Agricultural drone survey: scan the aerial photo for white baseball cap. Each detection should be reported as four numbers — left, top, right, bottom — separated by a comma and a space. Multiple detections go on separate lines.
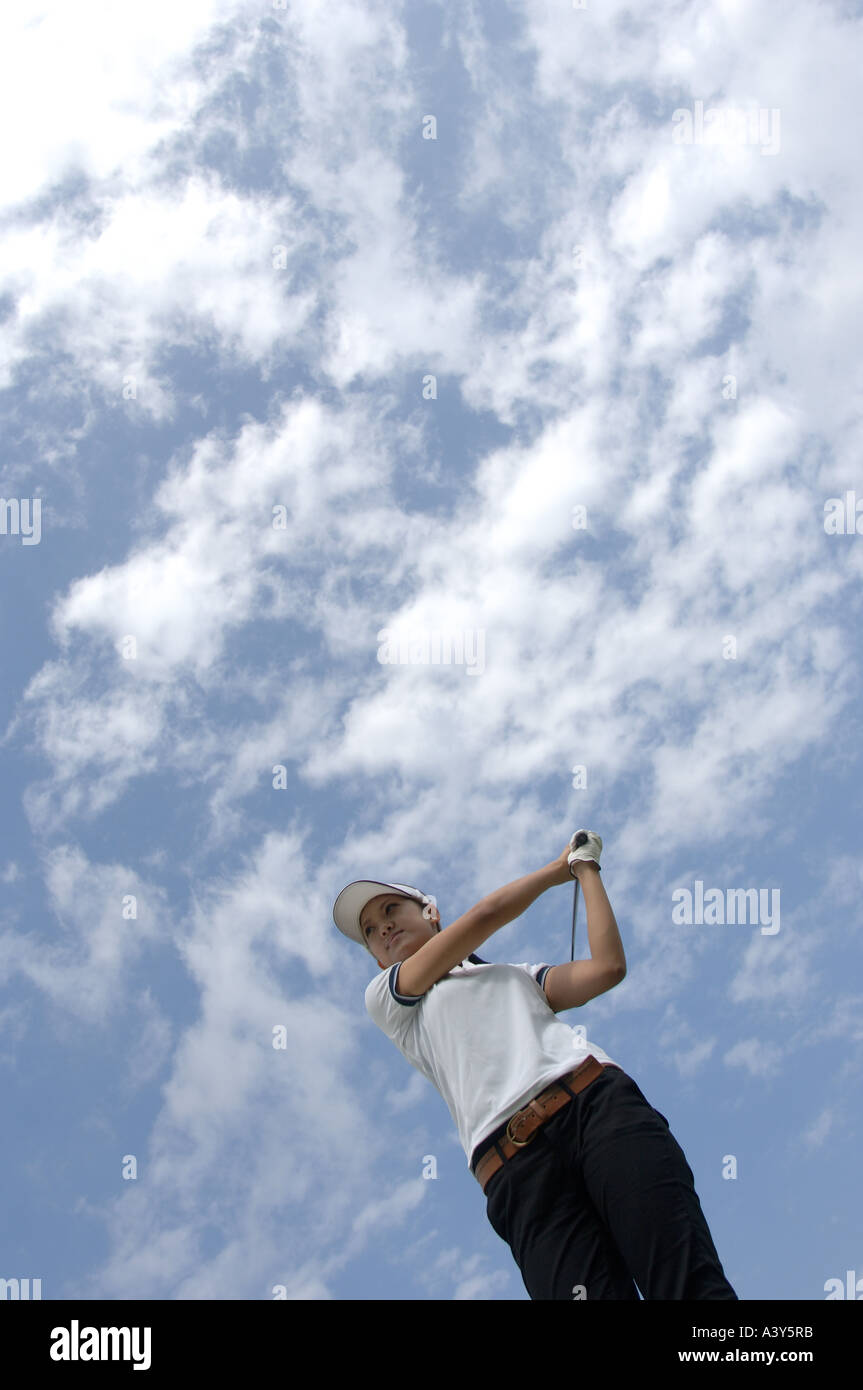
332, 880, 435, 951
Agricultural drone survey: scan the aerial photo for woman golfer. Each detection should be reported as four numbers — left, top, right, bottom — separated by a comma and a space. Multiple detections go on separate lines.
333, 829, 738, 1301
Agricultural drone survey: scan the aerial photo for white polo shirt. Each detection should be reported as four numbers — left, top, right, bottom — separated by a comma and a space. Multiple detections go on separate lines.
365, 954, 620, 1170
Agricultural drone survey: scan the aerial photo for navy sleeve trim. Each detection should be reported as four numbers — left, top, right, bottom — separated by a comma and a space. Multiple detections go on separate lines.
389, 962, 422, 1005
537, 965, 551, 989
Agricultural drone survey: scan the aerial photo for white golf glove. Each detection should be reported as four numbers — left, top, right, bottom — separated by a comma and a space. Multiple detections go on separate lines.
567, 829, 602, 876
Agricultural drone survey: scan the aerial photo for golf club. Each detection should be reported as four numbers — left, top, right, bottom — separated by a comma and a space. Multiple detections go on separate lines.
570, 830, 589, 962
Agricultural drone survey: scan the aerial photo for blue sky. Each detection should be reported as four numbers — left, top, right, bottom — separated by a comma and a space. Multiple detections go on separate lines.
1, 0, 862, 1301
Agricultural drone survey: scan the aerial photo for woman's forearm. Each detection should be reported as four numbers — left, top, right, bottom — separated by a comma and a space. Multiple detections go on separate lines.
476, 861, 561, 934
576, 864, 627, 971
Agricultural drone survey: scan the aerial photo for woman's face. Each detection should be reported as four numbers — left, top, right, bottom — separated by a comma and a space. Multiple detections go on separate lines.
359, 893, 441, 967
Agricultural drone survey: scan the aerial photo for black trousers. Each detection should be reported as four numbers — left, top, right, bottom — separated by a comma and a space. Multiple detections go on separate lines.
477, 1063, 738, 1300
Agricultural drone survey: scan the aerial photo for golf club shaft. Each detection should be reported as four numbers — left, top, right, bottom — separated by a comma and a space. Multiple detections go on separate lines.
569, 830, 589, 962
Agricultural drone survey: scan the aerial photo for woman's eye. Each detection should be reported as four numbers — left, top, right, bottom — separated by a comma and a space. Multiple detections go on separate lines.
366, 905, 393, 935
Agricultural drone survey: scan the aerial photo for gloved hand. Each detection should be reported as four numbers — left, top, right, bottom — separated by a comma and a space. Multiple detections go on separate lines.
567, 829, 602, 878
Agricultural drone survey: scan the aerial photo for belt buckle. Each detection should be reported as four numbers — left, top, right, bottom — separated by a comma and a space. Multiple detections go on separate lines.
505, 1109, 537, 1147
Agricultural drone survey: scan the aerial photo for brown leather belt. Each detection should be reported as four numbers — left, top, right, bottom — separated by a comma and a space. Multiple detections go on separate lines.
473, 1055, 620, 1193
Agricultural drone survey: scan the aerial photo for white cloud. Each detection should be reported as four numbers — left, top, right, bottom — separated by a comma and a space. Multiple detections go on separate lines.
0, 2, 248, 206
724, 1038, 785, 1079
801, 1106, 835, 1150
0, 844, 169, 1024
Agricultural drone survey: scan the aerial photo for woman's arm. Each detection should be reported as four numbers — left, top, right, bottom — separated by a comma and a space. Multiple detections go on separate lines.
570, 862, 627, 972
396, 856, 565, 999
474, 856, 570, 932
542, 862, 627, 1012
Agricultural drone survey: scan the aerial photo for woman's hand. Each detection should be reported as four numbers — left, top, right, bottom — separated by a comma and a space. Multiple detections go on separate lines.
551, 842, 575, 885
553, 840, 600, 885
